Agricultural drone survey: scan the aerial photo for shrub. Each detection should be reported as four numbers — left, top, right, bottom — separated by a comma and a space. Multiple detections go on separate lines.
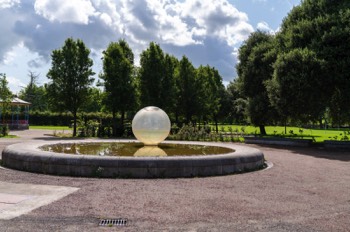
170, 123, 210, 141
29, 111, 114, 126
0, 124, 9, 136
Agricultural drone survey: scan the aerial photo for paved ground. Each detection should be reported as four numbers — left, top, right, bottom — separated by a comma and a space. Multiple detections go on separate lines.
0, 130, 349, 231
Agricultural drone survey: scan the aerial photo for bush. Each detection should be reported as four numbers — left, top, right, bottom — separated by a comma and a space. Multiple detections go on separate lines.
0, 125, 9, 136
77, 118, 100, 137
170, 123, 210, 141
29, 111, 114, 127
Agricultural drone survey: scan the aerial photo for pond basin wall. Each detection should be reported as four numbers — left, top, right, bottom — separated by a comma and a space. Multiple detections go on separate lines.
2, 140, 265, 178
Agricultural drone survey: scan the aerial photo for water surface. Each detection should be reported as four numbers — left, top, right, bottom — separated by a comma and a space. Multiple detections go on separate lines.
40, 142, 234, 157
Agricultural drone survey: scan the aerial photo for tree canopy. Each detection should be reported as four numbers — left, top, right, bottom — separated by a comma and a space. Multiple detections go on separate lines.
233, 0, 350, 129
36, 0, 350, 133
236, 31, 277, 134
138, 42, 166, 108
47, 38, 95, 136
0, 73, 13, 124
100, 39, 136, 136
19, 71, 47, 111
275, 0, 350, 125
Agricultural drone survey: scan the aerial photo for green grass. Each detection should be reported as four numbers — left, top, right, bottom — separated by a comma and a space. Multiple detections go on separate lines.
30, 125, 71, 130
28, 124, 350, 143
212, 124, 350, 143
0, 135, 17, 138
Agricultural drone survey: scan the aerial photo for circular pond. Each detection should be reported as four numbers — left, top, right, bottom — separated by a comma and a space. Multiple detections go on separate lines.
2, 140, 265, 178
39, 142, 234, 157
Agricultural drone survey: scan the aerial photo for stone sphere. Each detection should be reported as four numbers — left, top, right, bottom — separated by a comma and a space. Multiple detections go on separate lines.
132, 106, 171, 145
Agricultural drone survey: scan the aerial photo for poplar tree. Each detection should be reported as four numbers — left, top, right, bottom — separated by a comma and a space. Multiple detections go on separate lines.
100, 39, 136, 136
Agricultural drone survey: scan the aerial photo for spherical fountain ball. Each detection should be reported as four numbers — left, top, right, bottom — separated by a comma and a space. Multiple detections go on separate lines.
132, 106, 171, 145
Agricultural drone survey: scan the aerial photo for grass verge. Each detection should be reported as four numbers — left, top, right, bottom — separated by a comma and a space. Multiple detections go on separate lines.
30, 125, 71, 130
213, 125, 350, 143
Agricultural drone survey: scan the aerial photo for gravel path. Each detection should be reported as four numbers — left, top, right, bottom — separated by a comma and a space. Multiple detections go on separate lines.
0, 130, 349, 231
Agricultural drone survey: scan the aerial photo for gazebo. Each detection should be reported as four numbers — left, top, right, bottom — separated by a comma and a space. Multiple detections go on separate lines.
0, 97, 31, 130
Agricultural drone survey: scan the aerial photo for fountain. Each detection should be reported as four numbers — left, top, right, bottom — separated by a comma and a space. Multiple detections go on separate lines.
132, 106, 171, 146
1, 106, 265, 178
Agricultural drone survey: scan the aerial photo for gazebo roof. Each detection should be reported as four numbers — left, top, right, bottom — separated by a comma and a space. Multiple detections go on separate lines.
0, 97, 31, 105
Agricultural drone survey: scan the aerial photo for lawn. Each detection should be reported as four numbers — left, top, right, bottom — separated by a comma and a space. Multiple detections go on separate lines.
30, 125, 71, 130
213, 125, 350, 143
28, 124, 349, 143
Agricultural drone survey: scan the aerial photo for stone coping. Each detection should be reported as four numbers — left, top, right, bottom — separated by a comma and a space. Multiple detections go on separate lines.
323, 140, 350, 150
2, 139, 265, 178
244, 136, 313, 147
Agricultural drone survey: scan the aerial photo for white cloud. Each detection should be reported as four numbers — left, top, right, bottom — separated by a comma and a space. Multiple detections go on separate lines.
1, 0, 256, 87
92, 0, 123, 33
3, 49, 16, 65
2, 42, 24, 65
112, 0, 253, 47
34, 0, 97, 24
0, 0, 20, 9
174, 0, 254, 46
1, 41, 50, 92
7, 75, 26, 94
257, 21, 274, 34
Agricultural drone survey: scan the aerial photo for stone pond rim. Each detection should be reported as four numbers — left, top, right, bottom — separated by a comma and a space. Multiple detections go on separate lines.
1, 140, 265, 178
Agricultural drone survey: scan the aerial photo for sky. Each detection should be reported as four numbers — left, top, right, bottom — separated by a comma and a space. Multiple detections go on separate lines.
0, 0, 301, 94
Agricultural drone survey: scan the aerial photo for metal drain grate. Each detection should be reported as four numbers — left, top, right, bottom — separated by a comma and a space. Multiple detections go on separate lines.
99, 218, 128, 227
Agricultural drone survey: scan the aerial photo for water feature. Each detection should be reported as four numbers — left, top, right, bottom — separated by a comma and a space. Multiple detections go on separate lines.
132, 106, 171, 145
39, 142, 234, 157
2, 106, 265, 178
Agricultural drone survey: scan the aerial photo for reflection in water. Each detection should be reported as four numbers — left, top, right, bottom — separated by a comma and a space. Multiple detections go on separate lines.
40, 142, 234, 157
133, 146, 167, 157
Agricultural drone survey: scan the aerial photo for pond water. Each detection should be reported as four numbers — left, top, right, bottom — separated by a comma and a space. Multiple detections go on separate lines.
40, 142, 235, 157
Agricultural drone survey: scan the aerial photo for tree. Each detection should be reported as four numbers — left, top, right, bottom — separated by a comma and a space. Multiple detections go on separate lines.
277, 0, 350, 124
81, 87, 103, 113
100, 39, 136, 136
0, 73, 13, 124
266, 48, 326, 125
47, 38, 95, 136
138, 42, 179, 119
196, 65, 225, 131
236, 31, 277, 135
19, 71, 48, 111
225, 79, 247, 124
175, 56, 198, 123
160, 54, 178, 116
138, 42, 165, 107
209, 67, 226, 129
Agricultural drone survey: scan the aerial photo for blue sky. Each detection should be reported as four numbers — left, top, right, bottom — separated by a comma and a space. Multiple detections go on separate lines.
0, 0, 301, 93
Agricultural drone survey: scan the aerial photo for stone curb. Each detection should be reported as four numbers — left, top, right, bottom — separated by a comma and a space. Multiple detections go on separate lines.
2, 140, 265, 178
244, 136, 313, 147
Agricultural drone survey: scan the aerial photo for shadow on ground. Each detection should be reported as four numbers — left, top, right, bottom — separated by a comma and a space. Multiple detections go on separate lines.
252, 144, 350, 162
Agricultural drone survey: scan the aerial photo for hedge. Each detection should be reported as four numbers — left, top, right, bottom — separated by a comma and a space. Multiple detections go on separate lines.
29, 111, 115, 126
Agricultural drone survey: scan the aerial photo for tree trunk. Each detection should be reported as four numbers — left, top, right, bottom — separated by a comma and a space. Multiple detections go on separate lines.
120, 110, 125, 135
175, 112, 179, 125
284, 120, 287, 134
214, 116, 219, 133
112, 110, 116, 137
259, 125, 266, 136
319, 118, 323, 129
186, 113, 190, 124
73, 111, 77, 137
